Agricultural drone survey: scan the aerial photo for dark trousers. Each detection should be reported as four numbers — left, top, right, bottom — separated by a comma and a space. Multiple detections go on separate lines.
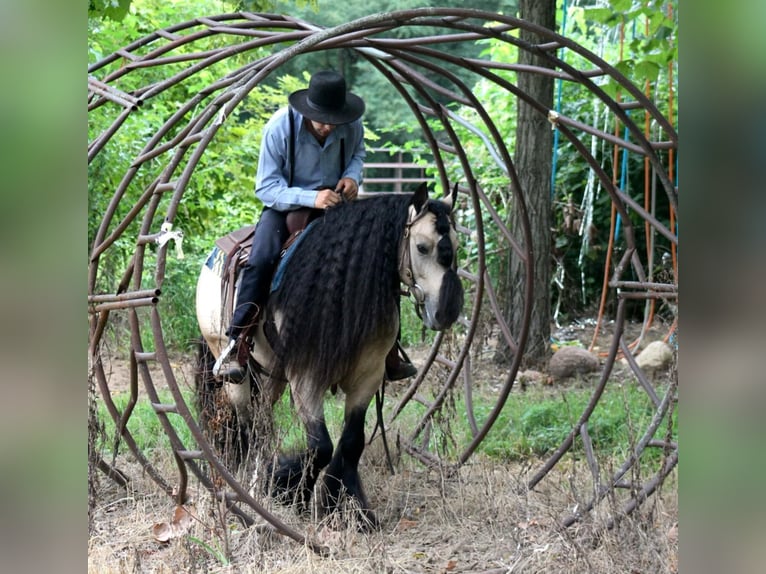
229, 208, 290, 339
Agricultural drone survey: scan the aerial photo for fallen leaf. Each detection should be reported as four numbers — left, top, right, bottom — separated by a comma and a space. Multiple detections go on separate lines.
667, 522, 678, 543
444, 559, 458, 571
152, 522, 173, 543
396, 518, 418, 531
152, 505, 195, 542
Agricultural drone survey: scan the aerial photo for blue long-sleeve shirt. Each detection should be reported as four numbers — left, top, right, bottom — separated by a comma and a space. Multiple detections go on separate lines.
255, 107, 366, 211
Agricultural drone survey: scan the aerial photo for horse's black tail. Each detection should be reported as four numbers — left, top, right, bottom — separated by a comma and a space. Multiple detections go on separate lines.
193, 336, 251, 470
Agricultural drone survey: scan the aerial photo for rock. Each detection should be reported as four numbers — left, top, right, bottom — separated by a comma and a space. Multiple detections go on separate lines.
635, 340, 674, 377
548, 346, 599, 381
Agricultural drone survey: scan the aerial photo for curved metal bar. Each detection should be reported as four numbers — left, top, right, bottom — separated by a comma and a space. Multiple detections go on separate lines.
147, 307, 326, 553
526, 297, 627, 491
88, 8, 678, 545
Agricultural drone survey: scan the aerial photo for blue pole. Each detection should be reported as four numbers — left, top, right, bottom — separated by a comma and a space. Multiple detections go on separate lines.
614, 19, 638, 241
551, 0, 568, 199
614, 120, 631, 241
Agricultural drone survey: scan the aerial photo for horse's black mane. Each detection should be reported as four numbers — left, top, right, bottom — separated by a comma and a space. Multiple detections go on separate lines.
266, 193, 418, 385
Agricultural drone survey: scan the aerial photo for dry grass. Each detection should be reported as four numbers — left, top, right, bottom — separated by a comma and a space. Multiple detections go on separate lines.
89, 440, 677, 573
90, 320, 678, 573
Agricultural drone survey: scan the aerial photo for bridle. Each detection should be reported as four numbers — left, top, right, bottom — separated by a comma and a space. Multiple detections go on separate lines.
398, 203, 444, 321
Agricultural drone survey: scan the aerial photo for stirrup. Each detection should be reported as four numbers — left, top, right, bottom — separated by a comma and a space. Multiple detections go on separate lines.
212, 339, 246, 383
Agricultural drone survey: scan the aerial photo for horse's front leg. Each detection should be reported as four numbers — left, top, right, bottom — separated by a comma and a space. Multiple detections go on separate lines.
269, 385, 333, 514
319, 401, 379, 530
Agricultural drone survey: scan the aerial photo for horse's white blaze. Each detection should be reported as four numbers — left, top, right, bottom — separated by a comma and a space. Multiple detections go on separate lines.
407, 210, 458, 331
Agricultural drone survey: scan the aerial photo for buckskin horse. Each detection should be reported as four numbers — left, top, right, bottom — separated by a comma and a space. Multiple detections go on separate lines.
195, 183, 464, 528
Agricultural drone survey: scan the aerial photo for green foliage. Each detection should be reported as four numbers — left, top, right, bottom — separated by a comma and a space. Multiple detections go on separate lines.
270, 0, 520, 146
88, 0, 133, 22
97, 384, 334, 459
87, 0, 293, 22
399, 297, 437, 348
97, 389, 195, 454
558, 1, 678, 103
96, 368, 675, 482
270, 390, 348, 452
437, 0, 678, 319
90, 0, 679, 352
89, 1, 303, 350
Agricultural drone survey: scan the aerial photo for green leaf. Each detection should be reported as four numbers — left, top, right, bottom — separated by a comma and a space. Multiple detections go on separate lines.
89, 0, 132, 21
585, 7, 615, 24
648, 10, 671, 36
612, 0, 633, 10
643, 51, 673, 66
600, 79, 619, 100
614, 59, 635, 77
635, 60, 661, 83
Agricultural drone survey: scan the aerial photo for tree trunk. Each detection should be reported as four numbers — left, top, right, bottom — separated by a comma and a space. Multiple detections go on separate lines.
505, 0, 556, 368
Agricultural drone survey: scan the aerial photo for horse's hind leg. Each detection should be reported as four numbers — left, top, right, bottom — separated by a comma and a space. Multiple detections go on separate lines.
194, 337, 249, 468
194, 338, 278, 471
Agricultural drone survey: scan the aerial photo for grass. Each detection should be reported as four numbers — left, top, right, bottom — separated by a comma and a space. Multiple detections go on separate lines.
465, 381, 677, 462
89, 443, 678, 574
97, 374, 675, 474
96, 389, 195, 456
91, 368, 678, 574
370, 378, 676, 468
399, 299, 437, 348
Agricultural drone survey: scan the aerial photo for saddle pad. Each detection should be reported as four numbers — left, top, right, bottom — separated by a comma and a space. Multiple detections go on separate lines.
270, 218, 319, 293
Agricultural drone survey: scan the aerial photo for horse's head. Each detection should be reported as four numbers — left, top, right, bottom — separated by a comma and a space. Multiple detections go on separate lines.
400, 183, 465, 331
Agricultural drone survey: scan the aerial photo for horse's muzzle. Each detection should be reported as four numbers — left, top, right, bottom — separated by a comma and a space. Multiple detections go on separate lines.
428, 270, 464, 330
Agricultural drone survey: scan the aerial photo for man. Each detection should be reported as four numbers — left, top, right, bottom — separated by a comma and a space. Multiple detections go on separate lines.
214, 70, 417, 382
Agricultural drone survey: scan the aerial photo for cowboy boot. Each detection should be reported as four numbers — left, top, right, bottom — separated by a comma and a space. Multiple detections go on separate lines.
385, 341, 417, 381
214, 305, 261, 383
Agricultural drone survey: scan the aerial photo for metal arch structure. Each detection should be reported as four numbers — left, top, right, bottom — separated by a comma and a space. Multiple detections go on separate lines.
88, 9, 678, 549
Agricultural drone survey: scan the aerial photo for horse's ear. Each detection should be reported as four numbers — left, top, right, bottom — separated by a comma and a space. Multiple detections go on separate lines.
442, 182, 459, 212
411, 182, 429, 212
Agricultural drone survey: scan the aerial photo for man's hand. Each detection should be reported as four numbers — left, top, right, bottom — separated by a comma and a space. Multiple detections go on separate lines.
314, 188, 342, 209
335, 177, 359, 201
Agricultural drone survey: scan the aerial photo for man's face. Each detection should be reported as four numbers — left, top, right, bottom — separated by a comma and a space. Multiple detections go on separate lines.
310, 120, 336, 139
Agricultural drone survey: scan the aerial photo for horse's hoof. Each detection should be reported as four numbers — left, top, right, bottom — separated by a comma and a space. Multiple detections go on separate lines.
318, 491, 380, 531
271, 487, 313, 515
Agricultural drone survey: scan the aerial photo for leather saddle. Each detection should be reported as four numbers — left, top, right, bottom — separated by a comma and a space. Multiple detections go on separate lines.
214, 207, 323, 326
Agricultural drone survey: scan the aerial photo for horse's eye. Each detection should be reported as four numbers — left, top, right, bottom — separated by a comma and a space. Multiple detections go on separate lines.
417, 243, 429, 255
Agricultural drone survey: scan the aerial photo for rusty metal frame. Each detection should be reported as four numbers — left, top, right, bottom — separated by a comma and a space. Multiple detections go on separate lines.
88, 9, 678, 549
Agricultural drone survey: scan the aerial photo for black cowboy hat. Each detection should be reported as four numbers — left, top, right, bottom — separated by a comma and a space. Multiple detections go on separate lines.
288, 70, 365, 125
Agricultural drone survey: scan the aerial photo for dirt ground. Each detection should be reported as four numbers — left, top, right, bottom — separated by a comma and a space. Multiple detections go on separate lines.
88, 319, 678, 573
